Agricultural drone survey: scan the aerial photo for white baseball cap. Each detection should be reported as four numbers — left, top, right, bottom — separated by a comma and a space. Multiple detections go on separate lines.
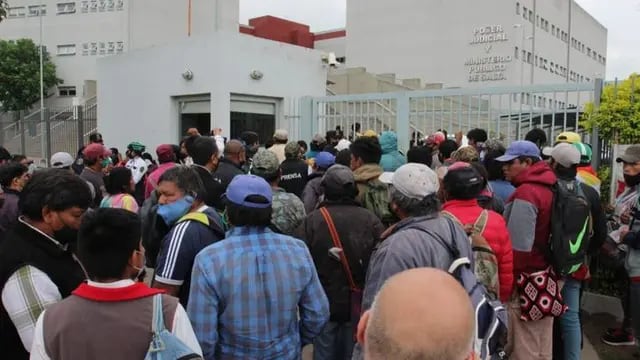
50, 152, 74, 169
379, 163, 440, 200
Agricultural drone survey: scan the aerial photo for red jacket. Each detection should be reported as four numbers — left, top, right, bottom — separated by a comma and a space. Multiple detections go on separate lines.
443, 199, 515, 302
505, 161, 556, 277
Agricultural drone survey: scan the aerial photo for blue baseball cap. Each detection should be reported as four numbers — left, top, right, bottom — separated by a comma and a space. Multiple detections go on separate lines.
224, 175, 272, 208
315, 151, 336, 169
496, 140, 541, 162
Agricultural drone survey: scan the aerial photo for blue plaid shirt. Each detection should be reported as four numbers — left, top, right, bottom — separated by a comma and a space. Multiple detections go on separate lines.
187, 226, 329, 360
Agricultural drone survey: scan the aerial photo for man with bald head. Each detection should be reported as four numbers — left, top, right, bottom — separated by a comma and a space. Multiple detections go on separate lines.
357, 268, 475, 360
212, 139, 246, 194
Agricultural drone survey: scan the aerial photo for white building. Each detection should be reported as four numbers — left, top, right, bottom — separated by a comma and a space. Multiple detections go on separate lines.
0, 0, 239, 107
344, 0, 607, 89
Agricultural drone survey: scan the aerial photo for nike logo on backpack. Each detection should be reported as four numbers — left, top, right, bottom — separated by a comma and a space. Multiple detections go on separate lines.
570, 218, 590, 254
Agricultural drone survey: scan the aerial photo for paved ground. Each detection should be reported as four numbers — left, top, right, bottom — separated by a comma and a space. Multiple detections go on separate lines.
584, 312, 637, 360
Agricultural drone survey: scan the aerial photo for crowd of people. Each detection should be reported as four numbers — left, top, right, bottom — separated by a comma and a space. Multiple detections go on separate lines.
0, 123, 637, 360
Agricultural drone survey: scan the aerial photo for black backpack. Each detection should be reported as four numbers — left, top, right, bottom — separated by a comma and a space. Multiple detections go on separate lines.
549, 180, 592, 276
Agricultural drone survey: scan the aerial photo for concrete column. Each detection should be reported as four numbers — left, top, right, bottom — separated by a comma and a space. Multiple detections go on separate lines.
211, 89, 230, 136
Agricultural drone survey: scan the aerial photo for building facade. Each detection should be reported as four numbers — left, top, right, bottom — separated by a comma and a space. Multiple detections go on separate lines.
345, 0, 607, 90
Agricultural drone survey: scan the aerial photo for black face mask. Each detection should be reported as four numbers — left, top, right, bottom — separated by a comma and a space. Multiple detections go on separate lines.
53, 227, 79, 246
625, 174, 640, 187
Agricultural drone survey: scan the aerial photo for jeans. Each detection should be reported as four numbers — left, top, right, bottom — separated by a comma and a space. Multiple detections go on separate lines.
313, 321, 355, 360
559, 278, 582, 360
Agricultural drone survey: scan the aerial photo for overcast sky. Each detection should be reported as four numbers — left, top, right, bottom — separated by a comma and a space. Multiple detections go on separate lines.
240, 0, 639, 80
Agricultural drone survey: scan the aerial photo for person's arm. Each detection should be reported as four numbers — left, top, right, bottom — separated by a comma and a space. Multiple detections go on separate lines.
587, 186, 608, 253
503, 196, 538, 275
1, 266, 62, 352
29, 312, 51, 360
298, 248, 329, 346
187, 255, 219, 359
153, 222, 194, 296
301, 184, 318, 214
171, 303, 203, 356
497, 223, 515, 302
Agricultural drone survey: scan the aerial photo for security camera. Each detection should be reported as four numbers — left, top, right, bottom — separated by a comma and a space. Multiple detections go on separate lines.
321, 52, 340, 68
182, 70, 194, 81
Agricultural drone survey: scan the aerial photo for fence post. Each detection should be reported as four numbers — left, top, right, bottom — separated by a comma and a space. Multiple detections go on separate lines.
298, 97, 313, 144
77, 104, 85, 152
591, 78, 603, 170
396, 93, 411, 154
19, 111, 26, 156
44, 108, 52, 165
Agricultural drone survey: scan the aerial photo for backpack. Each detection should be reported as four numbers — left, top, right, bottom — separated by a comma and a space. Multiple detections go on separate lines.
550, 179, 592, 276
407, 219, 509, 359
361, 179, 396, 225
145, 294, 202, 360
442, 210, 500, 301
140, 191, 169, 268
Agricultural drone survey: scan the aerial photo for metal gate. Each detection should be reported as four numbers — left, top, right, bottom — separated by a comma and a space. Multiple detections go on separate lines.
298, 80, 601, 160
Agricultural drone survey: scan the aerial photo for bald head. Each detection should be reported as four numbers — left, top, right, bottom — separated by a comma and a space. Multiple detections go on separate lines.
223, 140, 246, 165
359, 268, 475, 360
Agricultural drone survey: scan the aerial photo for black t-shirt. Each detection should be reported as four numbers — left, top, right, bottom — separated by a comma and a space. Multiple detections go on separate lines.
279, 159, 309, 198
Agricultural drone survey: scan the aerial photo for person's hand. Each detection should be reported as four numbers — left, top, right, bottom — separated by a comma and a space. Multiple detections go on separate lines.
212, 128, 223, 136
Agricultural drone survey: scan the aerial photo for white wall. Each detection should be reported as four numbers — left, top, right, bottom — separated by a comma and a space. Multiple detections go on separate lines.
97, 32, 327, 152
346, 0, 606, 88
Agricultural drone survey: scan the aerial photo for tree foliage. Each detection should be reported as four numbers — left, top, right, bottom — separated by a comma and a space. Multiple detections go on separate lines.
581, 73, 640, 144
0, 39, 61, 111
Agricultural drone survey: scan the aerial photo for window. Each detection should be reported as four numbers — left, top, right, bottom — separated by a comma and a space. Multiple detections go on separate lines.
543, 59, 548, 70
98, 42, 106, 55
80, 1, 89, 12
106, 0, 114, 11
516, 2, 520, 15
98, 0, 106, 11
28, 5, 46, 16
587, 47, 591, 57
90, 42, 97, 55
56, 44, 76, 56
550, 61, 555, 73
552, 25, 556, 35
522, 6, 527, 19
116, 41, 124, 53
7, 6, 26, 18
57, 2, 76, 14
107, 41, 115, 54
603, 57, 606, 65
528, 10, 533, 22
82, 43, 89, 55
522, 49, 526, 61
536, 15, 540, 27
527, 52, 532, 64
581, 44, 585, 53
514, 46, 519, 59
58, 86, 76, 97
116, 0, 124, 10
90, 0, 98, 12
535, 55, 538, 66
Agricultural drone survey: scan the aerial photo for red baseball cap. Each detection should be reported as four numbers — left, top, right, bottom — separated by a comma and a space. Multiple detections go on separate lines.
83, 143, 111, 161
156, 144, 174, 162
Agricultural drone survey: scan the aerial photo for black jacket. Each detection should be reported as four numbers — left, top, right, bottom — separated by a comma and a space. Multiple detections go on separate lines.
279, 159, 309, 198
192, 165, 226, 211
212, 158, 244, 192
294, 200, 384, 322
0, 219, 86, 360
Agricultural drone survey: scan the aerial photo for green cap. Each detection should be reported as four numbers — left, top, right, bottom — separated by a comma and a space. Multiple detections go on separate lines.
251, 150, 280, 178
572, 142, 592, 164
127, 141, 146, 153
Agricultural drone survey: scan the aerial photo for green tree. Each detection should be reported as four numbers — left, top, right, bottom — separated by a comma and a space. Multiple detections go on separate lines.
581, 73, 640, 144
0, 39, 61, 111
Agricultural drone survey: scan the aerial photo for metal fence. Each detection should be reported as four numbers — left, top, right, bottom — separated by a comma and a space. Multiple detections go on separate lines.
0, 101, 97, 164
298, 80, 603, 165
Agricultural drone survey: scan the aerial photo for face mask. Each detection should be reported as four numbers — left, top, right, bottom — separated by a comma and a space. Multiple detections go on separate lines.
625, 174, 640, 187
53, 226, 79, 245
157, 196, 194, 225
101, 158, 111, 168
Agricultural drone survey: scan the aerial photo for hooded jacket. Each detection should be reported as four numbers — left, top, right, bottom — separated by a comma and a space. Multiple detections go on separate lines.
442, 199, 514, 302
379, 132, 406, 172
504, 161, 556, 276
295, 200, 384, 322
301, 172, 325, 214
353, 164, 384, 205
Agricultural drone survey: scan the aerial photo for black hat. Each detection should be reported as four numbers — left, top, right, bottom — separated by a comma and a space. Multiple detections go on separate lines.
443, 164, 484, 200
89, 132, 103, 144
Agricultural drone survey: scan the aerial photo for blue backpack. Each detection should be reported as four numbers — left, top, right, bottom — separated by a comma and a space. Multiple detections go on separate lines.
145, 294, 202, 360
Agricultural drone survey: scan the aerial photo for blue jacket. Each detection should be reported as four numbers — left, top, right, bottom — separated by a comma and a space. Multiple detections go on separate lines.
379, 131, 406, 172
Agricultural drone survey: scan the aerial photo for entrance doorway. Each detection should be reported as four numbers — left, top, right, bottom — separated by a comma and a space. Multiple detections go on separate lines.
230, 96, 277, 145
177, 95, 211, 138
